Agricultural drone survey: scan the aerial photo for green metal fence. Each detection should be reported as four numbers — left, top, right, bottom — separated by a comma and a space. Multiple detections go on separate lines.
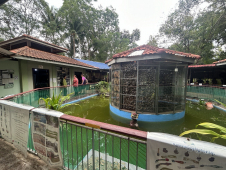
60, 120, 147, 170
3, 83, 148, 170
4, 84, 97, 154
7, 84, 96, 108
187, 85, 226, 103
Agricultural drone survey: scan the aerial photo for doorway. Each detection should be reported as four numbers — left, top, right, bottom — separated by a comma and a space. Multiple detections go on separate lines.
74, 72, 82, 84
32, 68, 50, 89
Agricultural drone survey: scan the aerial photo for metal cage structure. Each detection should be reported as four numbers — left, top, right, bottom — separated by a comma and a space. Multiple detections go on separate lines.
110, 59, 188, 117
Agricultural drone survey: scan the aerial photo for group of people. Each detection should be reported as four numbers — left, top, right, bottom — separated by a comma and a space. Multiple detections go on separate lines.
62, 74, 87, 96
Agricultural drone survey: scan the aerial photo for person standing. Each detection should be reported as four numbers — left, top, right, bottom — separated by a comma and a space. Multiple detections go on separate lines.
73, 75, 78, 96
63, 75, 67, 96
81, 74, 87, 95
81, 74, 87, 85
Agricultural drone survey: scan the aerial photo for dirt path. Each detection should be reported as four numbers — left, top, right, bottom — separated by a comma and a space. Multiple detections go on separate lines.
0, 138, 61, 170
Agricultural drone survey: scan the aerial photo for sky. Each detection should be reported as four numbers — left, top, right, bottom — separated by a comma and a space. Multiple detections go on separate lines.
46, 0, 179, 46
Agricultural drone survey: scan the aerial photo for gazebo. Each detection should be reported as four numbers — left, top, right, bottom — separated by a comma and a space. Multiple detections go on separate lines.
106, 45, 200, 122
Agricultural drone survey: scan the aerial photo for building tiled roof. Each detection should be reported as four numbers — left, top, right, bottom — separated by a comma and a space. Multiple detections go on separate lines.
10, 46, 97, 69
105, 58, 113, 64
213, 59, 226, 64
0, 34, 68, 51
76, 59, 110, 69
188, 64, 216, 68
112, 45, 201, 59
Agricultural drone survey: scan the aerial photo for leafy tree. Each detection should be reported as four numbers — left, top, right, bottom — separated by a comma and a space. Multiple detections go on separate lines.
147, 35, 158, 47
160, 0, 199, 53
41, 6, 64, 45
159, 0, 226, 64
58, 0, 140, 61
0, 0, 49, 38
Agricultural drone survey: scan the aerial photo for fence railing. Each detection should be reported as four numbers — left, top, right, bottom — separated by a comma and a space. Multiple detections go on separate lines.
187, 85, 226, 103
2, 84, 97, 156
4, 84, 96, 108
2, 84, 226, 169
60, 115, 147, 170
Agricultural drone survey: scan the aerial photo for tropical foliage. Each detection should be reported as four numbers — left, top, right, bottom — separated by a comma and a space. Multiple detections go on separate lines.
95, 81, 109, 96
157, 0, 226, 64
180, 122, 226, 142
0, 0, 140, 62
39, 92, 78, 114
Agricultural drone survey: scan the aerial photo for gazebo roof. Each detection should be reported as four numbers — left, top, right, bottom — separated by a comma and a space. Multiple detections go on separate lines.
106, 45, 201, 64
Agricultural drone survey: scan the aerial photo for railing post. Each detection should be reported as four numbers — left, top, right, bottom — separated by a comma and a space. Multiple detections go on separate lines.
92, 128, 95, 170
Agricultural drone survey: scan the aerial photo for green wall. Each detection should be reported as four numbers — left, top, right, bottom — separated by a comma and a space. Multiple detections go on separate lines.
0, 59, 21, 98
20, 60, 87, 92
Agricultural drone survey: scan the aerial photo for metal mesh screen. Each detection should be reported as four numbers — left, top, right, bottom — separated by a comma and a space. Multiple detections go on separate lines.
121, 62, 137, 110
110, 61, 188, 114
111, 64, 120, 108
137, 65, 157, 113
158, 66, 175, 113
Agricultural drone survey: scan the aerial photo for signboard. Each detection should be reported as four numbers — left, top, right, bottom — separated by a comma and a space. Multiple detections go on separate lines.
0, 100, 12, 142
0, 100, 32, 157
147, 132, 226, 170
10, 103, 33, 157
31, 108, 63, 167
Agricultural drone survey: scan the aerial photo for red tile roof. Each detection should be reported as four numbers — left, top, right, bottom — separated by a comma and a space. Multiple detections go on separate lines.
0, 34, 68, 51
188, 64, 216, 68
10, 46, 97, 69
213, 59, 226, 64
111, 45, 201, 59
105, 58, 113, 64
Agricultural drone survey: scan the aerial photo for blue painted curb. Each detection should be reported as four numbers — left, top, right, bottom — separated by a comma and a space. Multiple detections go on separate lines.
186, 98, 226, 112
110, 104, 185, 122
63, 94, 98, 105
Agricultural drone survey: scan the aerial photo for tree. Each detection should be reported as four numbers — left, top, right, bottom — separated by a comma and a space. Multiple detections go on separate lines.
159, 0, 226, 64
0, 0, 49, 39
58, 0, 140, 61
160, 0, 199, 53
41, 6, 64, 45
147, 35, 158, 47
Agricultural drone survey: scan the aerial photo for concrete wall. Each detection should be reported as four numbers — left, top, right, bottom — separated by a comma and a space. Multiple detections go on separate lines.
20, 60, 55, 92
0, 59, 21, 98
0, 59, 89, 96
20, 60, 87, 92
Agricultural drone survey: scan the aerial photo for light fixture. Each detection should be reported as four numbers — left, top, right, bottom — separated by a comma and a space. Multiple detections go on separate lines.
175, 68, 178, 72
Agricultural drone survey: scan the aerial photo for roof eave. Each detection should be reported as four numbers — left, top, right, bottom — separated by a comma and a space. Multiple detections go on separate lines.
0, 36, 68, 53
13, 55, 98, 70
108, 53, 196, 66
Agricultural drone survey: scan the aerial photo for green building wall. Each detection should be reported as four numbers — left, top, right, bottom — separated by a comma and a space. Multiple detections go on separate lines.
0, 59, 88, 97
0, 60, 21, 98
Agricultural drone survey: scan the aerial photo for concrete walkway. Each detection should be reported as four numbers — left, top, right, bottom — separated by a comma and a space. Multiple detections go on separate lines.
0, 138, 61, 170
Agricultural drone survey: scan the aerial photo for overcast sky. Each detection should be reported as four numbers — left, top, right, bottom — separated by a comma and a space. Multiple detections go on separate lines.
46, 0, 179, 46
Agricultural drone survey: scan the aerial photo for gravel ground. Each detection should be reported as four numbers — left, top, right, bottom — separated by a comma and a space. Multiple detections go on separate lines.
0, 138, 61, 170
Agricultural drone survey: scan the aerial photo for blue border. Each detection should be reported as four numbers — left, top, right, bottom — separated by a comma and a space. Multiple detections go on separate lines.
110, 104, 185, 122
63, 94, 98, 105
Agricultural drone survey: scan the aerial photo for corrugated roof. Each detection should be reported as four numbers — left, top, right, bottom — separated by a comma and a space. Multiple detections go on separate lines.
112, 45, 201, 59
10, 46, 97, 69
76, 58, 110, 69
188, 64, 216, 68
